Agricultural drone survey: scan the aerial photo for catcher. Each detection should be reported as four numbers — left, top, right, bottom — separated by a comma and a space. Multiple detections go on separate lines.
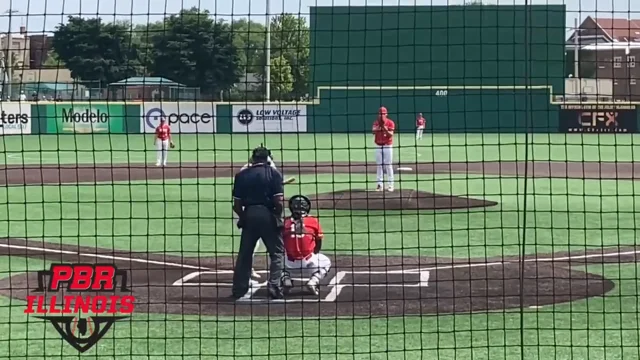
281, 195, 331, 296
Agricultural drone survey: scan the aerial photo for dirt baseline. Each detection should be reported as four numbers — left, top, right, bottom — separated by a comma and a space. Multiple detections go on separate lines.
0, 161, 637, 186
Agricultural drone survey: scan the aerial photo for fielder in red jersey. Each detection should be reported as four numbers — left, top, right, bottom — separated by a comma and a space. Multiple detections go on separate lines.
154, 118, 174, 167
416, 113, 426, 140
372, 107, 395, 191
281, 195, 331, 296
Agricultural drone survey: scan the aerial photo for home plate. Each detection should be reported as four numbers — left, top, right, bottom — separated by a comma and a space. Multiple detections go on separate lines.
397, 167, 413, 171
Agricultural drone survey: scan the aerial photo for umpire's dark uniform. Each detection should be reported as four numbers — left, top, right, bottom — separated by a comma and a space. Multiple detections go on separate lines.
231, 151, 286, 299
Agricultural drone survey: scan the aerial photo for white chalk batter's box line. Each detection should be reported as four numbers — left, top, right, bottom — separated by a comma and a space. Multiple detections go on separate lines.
172, 269, 430, 303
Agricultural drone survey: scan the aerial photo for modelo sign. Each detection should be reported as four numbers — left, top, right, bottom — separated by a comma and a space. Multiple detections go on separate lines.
142, 103, 216, 133
232, 104, 307, 133
0, 103, 31, 135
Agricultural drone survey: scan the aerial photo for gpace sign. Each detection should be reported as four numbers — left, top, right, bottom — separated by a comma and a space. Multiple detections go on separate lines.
142, 103, 216, 133
558, 104, 637, 133
232, 104, 307, 133
0, 103, 31, 135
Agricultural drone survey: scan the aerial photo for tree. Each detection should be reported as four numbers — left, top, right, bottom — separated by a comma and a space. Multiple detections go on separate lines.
269, 14, 309, 99
231, 19, 266, 75
42, 49, 65, 68
270, 55, 294, 99
52, 16, 140, 86
149, 8, 241, 97
133, 21, 164, 75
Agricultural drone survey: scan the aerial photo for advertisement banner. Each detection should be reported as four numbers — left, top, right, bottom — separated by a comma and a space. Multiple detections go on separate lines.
0, 103, 31, 135
46, 104, 127, 133
558, 104, 638, 133
232, 104, 307, 133
141, 103, 216, 133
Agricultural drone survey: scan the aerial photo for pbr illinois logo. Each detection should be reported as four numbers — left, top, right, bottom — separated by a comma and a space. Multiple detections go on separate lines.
24, 264, 134, 353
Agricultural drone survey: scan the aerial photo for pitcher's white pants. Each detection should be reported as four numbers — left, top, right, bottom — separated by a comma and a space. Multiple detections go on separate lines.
285, 253, 332, 285
156, 140, 169, 166
416, 126, 425, 139
375, 145, 394, 187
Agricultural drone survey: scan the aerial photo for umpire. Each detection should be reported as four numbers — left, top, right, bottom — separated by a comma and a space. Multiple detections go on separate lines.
231, 145, 286, 299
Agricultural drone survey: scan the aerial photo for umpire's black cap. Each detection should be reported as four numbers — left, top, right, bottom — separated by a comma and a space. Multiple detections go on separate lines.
251, 144, 272, 163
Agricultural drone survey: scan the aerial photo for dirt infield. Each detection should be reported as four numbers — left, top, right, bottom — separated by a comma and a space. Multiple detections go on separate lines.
0, 238, 635, 317
0, 161, 637, 317
0, 161, 637, 186
310, 189, 497, 210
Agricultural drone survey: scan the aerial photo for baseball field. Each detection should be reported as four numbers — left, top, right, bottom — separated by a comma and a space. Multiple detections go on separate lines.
0, 132, 639, 359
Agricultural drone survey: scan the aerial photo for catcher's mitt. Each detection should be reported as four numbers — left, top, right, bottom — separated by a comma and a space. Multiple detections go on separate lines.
170, 143, 176, 149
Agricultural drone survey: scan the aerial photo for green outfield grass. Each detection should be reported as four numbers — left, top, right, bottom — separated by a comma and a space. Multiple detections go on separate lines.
0, 133, 639, 359
1, 133, 640, 164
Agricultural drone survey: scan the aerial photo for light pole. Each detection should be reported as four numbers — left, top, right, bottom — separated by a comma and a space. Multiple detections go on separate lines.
4, 9, 19, 100
265, 0, 271, 101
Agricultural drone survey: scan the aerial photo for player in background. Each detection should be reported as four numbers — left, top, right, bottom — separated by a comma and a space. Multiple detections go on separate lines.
154, 117, 174, 167
281, 195, 332, 296
372, 106, 396, 192
416, 113, 426, 140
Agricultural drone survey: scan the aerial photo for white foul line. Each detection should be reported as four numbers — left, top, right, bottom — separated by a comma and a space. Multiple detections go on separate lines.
400, 249, 640, 273
0, 243, 209, 270
324, 271, 347, 302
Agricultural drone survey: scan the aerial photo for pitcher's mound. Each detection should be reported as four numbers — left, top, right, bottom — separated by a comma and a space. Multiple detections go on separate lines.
308, 189, 497, 210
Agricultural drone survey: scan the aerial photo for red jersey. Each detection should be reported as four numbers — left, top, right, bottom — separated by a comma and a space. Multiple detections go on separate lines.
416, 116, 425, 127
155, 124, 171, 141
283, 216, 324, 260
372, 118, 395, 146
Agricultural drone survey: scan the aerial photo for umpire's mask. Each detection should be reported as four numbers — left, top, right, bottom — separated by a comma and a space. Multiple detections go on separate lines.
289, 195, 311, 235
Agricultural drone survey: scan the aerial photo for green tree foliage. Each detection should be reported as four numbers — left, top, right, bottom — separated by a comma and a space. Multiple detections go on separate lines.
270, 55, 294, 100
231, 19, 266, 75
149, 8, 240, 97
133, 21, 164, 75
42, 49, 65, 68
269, 14, 310, 99
52, 16, 140, 85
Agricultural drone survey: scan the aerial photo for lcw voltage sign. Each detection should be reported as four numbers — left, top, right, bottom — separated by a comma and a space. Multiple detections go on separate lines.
43, 104, 139, 134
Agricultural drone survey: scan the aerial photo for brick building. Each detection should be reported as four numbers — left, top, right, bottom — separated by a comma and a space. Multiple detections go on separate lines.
568, 17, 640, 100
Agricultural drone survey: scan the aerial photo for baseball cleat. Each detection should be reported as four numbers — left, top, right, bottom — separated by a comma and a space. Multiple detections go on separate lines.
251, 269, 261, 279
155, 162, 161, 167
305, 282, 320, 296
376, 184, 383, 192
386, 186, 394, 192
267, 286, 285, 300
282, 276, 294, 295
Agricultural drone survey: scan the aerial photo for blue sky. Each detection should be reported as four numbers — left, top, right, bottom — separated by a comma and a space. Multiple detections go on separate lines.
0, 0, 638, 34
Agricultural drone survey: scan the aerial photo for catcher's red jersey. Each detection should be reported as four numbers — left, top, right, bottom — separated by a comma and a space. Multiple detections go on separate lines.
283, 216, 323, 260
155, 124, 171, 141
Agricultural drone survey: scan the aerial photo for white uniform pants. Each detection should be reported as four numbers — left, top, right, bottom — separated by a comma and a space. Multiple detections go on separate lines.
375, 145, 394, 187
285, 253, 332, 285
156, 140, 169, 165
416, 126, 425, 139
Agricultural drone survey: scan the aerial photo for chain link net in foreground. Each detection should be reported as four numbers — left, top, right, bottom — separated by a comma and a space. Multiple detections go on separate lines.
0, 2, 638, 359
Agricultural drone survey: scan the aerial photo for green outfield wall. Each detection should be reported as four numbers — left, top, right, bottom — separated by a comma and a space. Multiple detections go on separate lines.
308, 88, 559, 133
18, 97, 637, 135
309, 5, 567, 98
